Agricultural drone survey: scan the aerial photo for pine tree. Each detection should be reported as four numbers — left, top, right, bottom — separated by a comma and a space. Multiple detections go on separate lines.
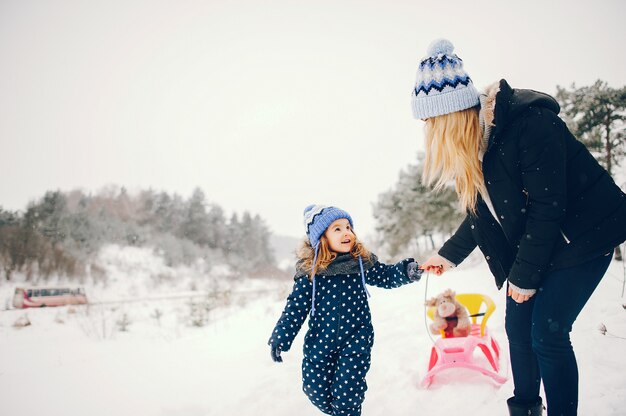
33, 190, 70, 245
178, 187, 211, 246
206, 204, 226, 250
224, 213, 241, 258
0, 208, 21, 280
556, 80, 626, 176
556, 80, 626, 260
374, 161, 462, 257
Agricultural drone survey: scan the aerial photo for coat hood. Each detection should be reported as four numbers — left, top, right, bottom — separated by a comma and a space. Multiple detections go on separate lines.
294, 252, 378, 279
488, 79, 560, 135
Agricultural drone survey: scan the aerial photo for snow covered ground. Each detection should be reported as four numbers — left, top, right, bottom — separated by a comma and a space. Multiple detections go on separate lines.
1, 246, 625, 416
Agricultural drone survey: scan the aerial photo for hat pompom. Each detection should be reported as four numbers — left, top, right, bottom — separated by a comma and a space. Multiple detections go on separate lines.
427, 38, 454, 57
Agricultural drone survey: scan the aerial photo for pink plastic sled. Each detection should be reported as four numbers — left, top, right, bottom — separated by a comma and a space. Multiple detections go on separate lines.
421, 293, 507, 388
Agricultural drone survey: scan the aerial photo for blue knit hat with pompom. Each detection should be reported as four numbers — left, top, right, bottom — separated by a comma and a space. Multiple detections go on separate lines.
411, 39, 479, 119
303, 204, 353, 248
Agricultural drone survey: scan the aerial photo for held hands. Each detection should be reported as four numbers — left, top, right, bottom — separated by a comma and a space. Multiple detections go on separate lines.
406, 261, 423, 281
420, 254, 454, 276
270, 342, 283, 363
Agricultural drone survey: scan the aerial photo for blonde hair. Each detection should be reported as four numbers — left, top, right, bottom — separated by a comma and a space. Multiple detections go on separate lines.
422, 107, 485, 213
297, 234, 371, 280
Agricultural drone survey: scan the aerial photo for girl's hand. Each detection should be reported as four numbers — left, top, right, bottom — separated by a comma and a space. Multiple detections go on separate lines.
507, 286, 534, 303
270, 343, 283, 363
420, 254, 454, 276
406, 261, 424, 281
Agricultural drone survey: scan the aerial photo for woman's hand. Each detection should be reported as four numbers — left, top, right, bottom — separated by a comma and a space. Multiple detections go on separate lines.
420, 254, 454, 276
508, 286, 534, 303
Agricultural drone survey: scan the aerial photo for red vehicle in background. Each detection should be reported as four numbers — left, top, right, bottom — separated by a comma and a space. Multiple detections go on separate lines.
12, 287, 88, 308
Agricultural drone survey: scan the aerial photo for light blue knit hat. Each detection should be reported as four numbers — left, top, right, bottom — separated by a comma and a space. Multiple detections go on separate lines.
303, 204, 353, 248
302, 204, 367, 317
411, 39, 480, 119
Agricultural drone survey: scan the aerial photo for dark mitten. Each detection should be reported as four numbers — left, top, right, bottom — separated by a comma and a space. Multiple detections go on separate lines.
406, 261, 423, 282
270, 343, 283, 363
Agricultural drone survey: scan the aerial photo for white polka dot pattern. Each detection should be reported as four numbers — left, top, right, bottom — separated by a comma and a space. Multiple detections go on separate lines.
269, 258, 414, 415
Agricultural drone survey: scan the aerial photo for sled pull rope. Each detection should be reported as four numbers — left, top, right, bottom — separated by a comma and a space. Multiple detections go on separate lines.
423, 271, 437, 345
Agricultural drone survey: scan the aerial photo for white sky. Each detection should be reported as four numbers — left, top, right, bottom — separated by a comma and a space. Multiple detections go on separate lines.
1, 0, 625, 238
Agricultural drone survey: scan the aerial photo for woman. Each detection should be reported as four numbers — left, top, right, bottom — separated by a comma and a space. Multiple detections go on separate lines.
414, 39, 626, 416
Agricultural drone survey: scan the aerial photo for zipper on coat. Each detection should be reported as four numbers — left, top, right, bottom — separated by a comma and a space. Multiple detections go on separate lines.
522, 189, 529, 206
471, 216, 509, 287
335, 278, 343, 345
521, 187, 569, 244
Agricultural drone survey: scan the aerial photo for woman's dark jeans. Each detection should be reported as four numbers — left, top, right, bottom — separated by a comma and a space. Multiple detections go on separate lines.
505, 252, 613, 416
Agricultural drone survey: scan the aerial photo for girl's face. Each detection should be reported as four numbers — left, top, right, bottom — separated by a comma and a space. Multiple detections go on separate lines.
324, 218, 355, 253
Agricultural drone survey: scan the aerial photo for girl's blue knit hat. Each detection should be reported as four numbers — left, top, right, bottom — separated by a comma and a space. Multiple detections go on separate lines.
303, 204, 367, 317
411, 39, 480, 119
303, 204, 353, 247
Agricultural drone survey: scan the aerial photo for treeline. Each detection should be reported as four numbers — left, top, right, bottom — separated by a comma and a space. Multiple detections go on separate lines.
0, 186, 275, 281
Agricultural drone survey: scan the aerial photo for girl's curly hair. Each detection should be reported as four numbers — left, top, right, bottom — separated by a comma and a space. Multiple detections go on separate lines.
296, 233, 371, 281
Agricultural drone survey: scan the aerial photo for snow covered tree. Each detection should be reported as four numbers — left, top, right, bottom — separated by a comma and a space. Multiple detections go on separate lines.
0, 208, 22, 280
556, 80, 626, 176
178, 187, 211, 246
556, 80, 626, 260
224, 212, 241, 255
245, 213, 275, 268
66, 195, 97, 255
31, 190, 71, 246
374, 160, 463, 257
225, 212, 274, 271
205, 204, 227, 250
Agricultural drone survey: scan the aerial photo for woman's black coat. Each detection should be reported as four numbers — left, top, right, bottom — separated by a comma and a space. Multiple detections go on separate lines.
439, 79, 626, 290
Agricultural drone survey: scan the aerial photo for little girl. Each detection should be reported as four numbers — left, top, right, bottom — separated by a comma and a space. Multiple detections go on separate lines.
268, 204, 422, 416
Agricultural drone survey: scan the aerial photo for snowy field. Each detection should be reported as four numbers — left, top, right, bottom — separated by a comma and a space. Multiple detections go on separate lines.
1, 246, 625, 416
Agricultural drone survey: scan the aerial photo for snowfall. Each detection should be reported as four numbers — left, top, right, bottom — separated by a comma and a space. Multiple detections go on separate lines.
1, 244, 625, 416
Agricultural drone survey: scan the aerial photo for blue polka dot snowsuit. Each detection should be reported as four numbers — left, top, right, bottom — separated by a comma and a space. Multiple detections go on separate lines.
269, 256, 414, 415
